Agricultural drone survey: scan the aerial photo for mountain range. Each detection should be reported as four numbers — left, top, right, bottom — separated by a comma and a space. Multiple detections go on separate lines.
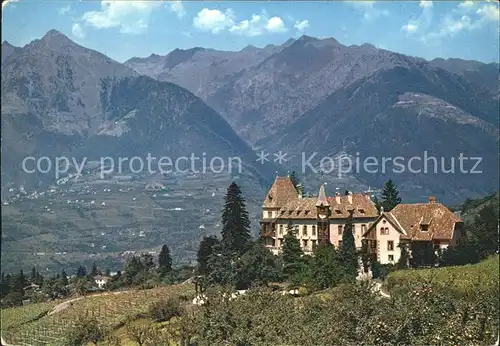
2, 30, 499, 202
1, 30, 273, 190
126, 34, 499, 201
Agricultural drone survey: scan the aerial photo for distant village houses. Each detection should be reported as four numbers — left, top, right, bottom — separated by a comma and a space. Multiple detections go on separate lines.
259, 176, 463, 266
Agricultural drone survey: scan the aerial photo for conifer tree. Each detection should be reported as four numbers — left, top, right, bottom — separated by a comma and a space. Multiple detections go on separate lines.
76, 265, 87, 277
380, 179, 402, 212
31, 266, 37, 281
289, 171, 304, 195
282, 221, 304, 279
339, 209, 358, 279
221, 182, 252, 256
158, 244, 173, 276
197, 236, 220, 275
309, 243, 343, 290
90, 262, 99, 277
61, 270, 69, 286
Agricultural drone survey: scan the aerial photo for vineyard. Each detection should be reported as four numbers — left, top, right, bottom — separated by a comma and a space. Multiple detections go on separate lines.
1, 284, 195, 346
387, 255, 499, 294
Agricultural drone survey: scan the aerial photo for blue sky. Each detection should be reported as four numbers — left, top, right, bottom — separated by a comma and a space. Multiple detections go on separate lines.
2, 1, 499, 63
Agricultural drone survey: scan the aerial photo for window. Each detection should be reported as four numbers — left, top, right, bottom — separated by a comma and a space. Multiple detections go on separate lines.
305, 210, 310, 216
303, 240, 308, 248
421, 224, 429, 232
312, 225, 316, 236
388, 240, 394, 251
302, 225, 307, 236
361, 224, 367, 233
359, 208, 365, 214
267, 211, 272, 218
338, 240, 343, 248
380, 227, 389, 235
279, 225, 283, 235
388, 255, 394, 262
338, 225, 343, 235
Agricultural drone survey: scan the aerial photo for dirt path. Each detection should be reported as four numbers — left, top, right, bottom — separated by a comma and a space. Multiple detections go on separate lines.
47, 296, 84, 316
47, 291, 126, 316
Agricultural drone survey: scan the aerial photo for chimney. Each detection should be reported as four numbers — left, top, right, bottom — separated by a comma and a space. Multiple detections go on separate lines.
347, 191, 353, 204
335, 192, 341, 204
380, 206, 384, 215
364, 192, 371, 201
428, 196, 436, 204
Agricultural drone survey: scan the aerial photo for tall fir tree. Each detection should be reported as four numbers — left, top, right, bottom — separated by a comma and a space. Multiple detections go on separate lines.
197, 236, 220, 275
158, 244, 173, 276
380, 179, 402, 212
90, 262, 99, 277
339, 209, 358, 279
76, 265, 87, 277
221, 182, 252, 256
60, 270, 69, 286
31, 266, 37, 281
372, 195, 382, 212
282, 221, 304, 279
308, 243, 343, 290
289, 171, 304, 195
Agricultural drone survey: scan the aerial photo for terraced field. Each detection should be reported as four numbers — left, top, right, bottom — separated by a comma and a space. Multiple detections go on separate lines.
1, 284, 195, 346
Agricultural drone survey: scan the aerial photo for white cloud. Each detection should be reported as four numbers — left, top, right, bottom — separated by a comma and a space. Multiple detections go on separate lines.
458, 1, 475, 9
347, 1, 389, 22
476, 4, 499, 21
294, 20, 309, 33
421, 1, 498, 44
168, 0, 186, 19
195, 8, 288, 36
401, 0, 433, 36
82, 1, 161, 34
419, 1, 433, 9
230, 14, 264, 37
402, 23, 419, 33
193, 8, 235, 34
58, 5, 71, 16
71, 23, 85, 39
266, 16, 287, 33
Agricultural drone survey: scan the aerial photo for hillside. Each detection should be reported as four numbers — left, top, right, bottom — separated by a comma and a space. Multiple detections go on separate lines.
451, 192, 500, 224
2, 257, 498, 345
126, 36, 498, 145
1, 30, 274, 274
126, 35, 499, 203
263, 66, 499, 202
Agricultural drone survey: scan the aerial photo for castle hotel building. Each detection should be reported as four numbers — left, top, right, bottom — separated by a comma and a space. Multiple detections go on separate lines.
259, 176, 463, 265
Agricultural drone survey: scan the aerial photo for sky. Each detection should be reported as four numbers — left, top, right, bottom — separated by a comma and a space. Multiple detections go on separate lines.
2, 1, 499, 63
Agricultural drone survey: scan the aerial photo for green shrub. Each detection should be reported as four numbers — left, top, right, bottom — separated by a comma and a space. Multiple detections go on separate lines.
148, 297, 183, 322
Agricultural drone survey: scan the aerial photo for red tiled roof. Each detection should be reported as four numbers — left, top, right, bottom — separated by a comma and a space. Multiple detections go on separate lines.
275, 194, 378, 220
390, 199, 462, 241
262, 176, 299, 208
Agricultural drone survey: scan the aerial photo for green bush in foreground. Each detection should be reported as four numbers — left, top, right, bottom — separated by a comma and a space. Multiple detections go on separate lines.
148, 297, 184, 322
193, 279, 498, 346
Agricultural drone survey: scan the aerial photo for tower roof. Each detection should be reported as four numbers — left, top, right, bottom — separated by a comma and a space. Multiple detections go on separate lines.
262, 176, 298, 208
316, 183, 329, 207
